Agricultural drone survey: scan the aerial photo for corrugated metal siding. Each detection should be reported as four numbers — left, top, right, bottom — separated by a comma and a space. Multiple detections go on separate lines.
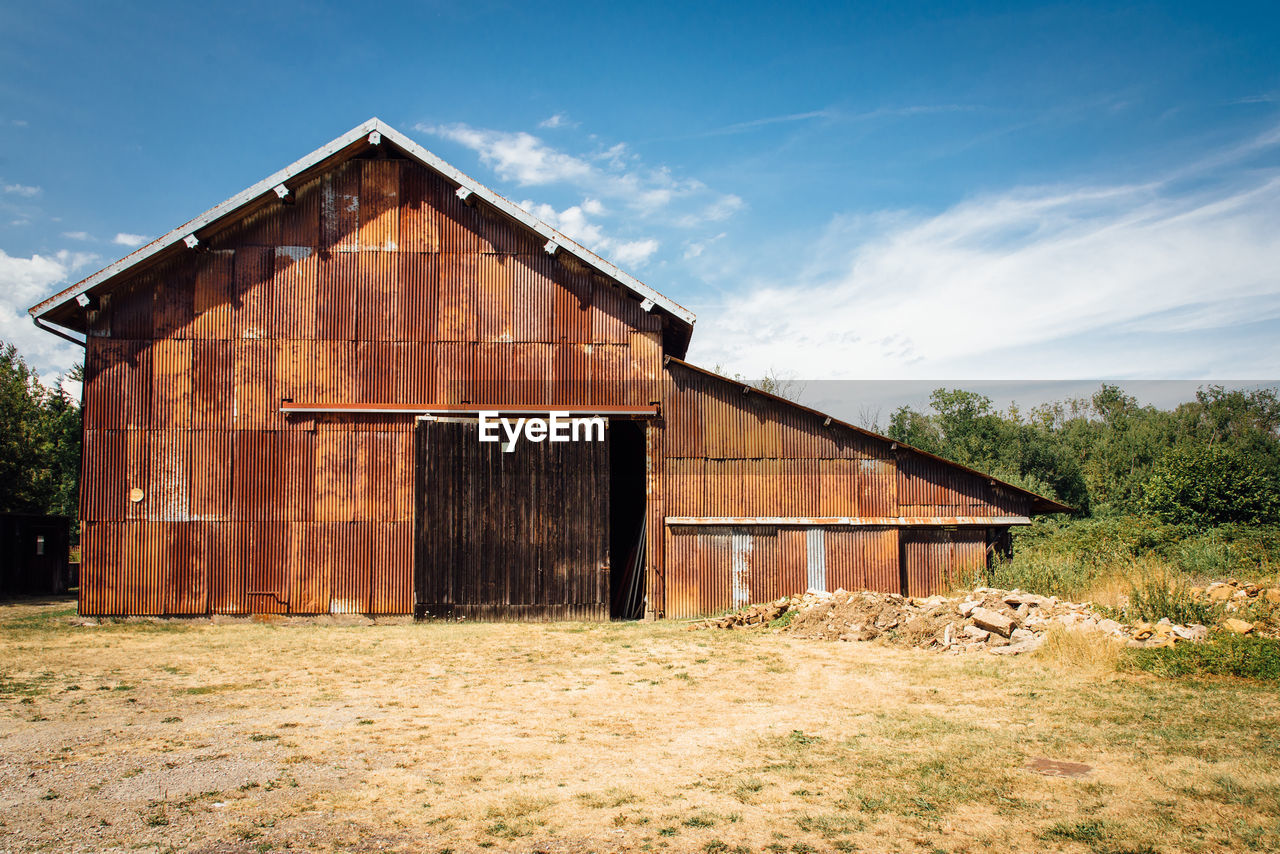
658, 362, 1029, 615
78, 152, 663, 616
664, 524, 901, 617
825, 527, 900, 594
902, 529, 989, 596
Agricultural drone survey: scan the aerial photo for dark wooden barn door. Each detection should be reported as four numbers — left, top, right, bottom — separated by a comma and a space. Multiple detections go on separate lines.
414, 419, 610, 620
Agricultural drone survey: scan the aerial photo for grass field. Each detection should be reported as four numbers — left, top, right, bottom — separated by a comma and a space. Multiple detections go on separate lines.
2, 599, 1278, 853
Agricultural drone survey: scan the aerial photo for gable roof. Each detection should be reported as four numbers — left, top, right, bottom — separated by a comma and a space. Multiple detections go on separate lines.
28, 118, 696, 340
666, 357, 1074, 515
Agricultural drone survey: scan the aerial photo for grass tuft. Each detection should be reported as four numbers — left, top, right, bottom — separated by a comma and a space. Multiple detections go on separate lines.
1033, 625, 1123, 673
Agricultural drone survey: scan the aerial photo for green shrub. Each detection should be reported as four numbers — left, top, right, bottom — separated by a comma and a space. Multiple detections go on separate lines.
768, 610, 796, 629
1144, 445, 1280, 527
1123, 574, 1218, 626
1125, 633, 1280, 680
987, 552, 1110, 599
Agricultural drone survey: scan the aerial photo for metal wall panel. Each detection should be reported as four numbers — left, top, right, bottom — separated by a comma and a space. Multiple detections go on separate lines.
358, 159, 401, 251
272, 246, 318, 339
321, 160, 360, 252
825, 527, 900, 594
151, 339, 192, 429
902, 529, 989, 596
279, 175, 321, 248
399, 162, 441, 252
233, 246, 275, 341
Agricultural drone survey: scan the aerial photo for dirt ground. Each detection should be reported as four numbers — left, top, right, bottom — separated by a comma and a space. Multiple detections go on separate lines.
1, 598, 1277, 853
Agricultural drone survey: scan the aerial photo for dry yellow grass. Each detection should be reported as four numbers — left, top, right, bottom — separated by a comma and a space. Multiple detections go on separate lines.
1033, 625, 1125, 674
1, 598, 1278, 853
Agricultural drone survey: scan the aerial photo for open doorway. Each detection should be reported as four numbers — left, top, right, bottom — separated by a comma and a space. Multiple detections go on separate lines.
609, 420, 647, 619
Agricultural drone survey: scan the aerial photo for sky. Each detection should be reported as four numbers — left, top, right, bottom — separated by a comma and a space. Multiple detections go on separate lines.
2, 0, 1278, 411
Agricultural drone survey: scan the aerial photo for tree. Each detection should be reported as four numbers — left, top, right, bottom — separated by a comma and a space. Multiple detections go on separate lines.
1143, 444, 1280, 527
0, 343, 82, 522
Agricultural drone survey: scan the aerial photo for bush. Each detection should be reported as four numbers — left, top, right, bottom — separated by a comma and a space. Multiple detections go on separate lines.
1123, 573, 1218, 626
1144, 445, 1280, 527
1125, 633, 1280, 680
987, 552, 1111, 600
996, 517, 1280, 600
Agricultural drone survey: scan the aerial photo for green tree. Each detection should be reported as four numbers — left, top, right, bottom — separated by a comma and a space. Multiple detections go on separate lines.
1143, 444, 1280, 527
0, 343, 82, 523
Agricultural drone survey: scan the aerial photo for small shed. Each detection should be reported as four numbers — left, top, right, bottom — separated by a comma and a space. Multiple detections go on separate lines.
0, 514, 71, 597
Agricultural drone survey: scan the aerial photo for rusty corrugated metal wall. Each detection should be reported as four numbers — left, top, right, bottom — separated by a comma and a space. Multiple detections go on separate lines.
657, 363, 1030, 617
78, 151, 665, 616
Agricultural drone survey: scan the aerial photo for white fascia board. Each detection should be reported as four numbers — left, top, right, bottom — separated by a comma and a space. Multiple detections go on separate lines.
31, 118, 697, 330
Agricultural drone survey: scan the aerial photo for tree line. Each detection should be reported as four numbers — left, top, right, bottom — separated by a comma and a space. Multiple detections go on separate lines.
887, 384, 1280, 525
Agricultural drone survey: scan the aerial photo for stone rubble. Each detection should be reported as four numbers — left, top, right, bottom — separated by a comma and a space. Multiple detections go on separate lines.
1194, 579, 1280, 610
690, 586, 1233, 655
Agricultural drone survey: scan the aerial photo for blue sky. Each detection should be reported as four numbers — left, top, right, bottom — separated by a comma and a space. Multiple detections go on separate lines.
2, 0, 1279, 400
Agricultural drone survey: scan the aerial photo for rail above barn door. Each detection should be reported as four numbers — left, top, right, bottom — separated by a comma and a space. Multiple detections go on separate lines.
279, 402, 661, 417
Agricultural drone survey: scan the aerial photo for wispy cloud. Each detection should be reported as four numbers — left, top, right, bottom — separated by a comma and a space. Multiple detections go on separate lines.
3, 183, 41, 197
520, 200, 661, 268
690, 127, 1280, 380
417, 120, 740, 271
687, 104, 977, 139
419, 123, 593, 185
417, 121, 741, 221
697, 109, 834, 137
61, 231, 92, 241
612, 239, 660, 267
538, 113, 577, 129
113, 232, 148, 247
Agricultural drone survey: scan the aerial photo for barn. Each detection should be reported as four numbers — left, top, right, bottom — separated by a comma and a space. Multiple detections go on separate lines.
29, 118, 1069, 620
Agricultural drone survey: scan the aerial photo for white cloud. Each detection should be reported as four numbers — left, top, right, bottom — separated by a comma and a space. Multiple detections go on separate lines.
520, 199, 660, 269
113, 232, 148, 247
62, 231, 92, 241
3, 183, 40, 197
684, 232, 727, 259
611, 239, 660, 267
420, 123, 593, 185
538, 113, 577, 129
520, 200, 607, 247
690, 166, 1280, 380
417, 121, 741, 225
0, 249, 99, 384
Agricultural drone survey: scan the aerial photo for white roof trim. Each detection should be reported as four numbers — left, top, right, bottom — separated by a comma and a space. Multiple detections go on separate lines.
29, 118, 696, 328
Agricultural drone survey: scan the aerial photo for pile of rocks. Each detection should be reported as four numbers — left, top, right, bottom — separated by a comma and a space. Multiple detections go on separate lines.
1193, 580, 1280, 610
691, 586, 1215, 656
